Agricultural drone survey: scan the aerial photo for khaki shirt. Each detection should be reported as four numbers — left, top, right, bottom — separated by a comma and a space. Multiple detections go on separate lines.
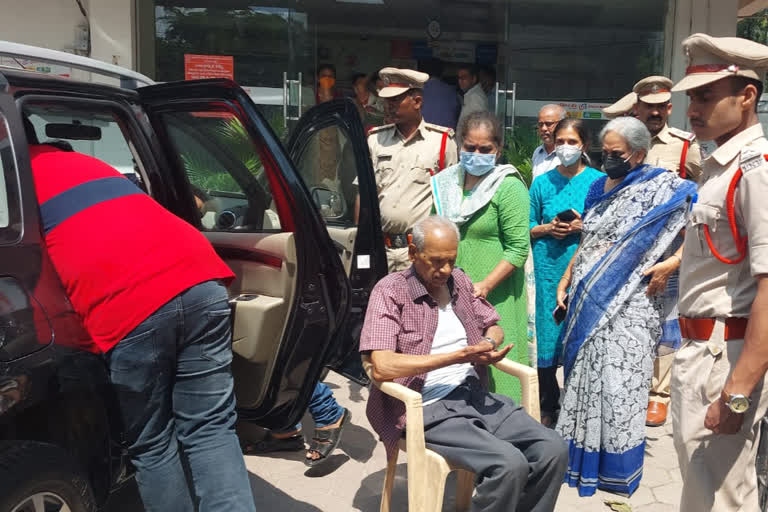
646, 125, 702, 182
678, 123, 768, 318
368, 119, 458, 233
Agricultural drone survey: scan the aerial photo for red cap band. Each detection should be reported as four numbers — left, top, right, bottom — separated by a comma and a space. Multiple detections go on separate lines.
638, 88, 670, 97
685, 64, 740, 75
384, 82, 413, 88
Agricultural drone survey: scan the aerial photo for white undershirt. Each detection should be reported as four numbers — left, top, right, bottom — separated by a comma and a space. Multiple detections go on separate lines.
420, 302, 478, 406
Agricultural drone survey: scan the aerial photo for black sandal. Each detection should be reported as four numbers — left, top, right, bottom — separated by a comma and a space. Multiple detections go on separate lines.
304, 408, 351, 467
242, 434, 304, 455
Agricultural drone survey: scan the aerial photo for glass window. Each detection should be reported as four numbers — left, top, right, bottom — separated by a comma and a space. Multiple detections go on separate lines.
23, 103, 147, 190
0, 120, 10, 229
0, 114, 21, 243
158, 110, 281, 231
293, 123, 357, 227
153, 4, 311, 87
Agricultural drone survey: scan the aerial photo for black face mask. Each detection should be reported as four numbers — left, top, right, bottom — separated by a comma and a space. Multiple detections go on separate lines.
602, 153, 634, 179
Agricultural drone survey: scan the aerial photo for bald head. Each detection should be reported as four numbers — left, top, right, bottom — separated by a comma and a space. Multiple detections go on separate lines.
537, 104, 567, 150
412, 216, 459, 251
409, 216, 459, 292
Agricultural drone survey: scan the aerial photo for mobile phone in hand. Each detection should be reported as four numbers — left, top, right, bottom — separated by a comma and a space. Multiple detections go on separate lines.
552, 296, 569, 325
555, 209, 578, 223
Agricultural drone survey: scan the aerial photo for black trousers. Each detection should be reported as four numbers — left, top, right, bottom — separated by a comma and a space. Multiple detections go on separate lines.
421, 378, 568, 512
537, 366, 561, 420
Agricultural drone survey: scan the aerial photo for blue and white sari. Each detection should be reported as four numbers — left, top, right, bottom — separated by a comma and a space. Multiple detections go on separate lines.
555, 165, 696, 497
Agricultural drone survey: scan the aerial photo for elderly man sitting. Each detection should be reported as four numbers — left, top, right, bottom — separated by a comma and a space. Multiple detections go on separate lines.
360, 216, 567, 512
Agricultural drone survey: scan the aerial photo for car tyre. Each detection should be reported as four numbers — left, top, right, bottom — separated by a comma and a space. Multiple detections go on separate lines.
0, 441, 97, 512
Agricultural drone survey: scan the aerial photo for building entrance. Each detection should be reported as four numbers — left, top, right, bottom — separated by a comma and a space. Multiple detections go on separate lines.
140, 0, 671, 144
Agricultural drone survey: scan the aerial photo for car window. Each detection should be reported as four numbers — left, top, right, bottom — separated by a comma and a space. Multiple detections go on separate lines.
23, 102, 148, 191
157, 110, 281, 232
293, 124, 356, 227
0, 114, 21, 243
0, 119, 10, 229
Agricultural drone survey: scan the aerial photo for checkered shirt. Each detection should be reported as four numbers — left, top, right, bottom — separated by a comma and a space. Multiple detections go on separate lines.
359, 266, 501, 459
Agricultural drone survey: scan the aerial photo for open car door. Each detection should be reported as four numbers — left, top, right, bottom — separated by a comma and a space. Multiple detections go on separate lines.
287, 99, 387, 384
137, 79, 353, 430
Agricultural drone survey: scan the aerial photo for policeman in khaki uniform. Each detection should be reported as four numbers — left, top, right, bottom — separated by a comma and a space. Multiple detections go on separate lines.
601, 91, 637, 119
634, 75, 703, 182
630, 76, 703, 428
670, 33, 768, 511
368, 67, 458, 271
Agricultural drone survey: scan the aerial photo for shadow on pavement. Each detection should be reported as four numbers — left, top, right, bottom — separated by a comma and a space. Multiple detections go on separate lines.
347, 381, 366, 404
304, 453, 351, 477
104, 471, 323, 512
352, 463, 459, 512
340, 420, 377, 463
248, 471, 323, 511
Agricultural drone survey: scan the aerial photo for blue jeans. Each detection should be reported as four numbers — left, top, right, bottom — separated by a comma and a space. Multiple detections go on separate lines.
308, 382, 344, 428
106, 280, 256, 512
284, 382, 344, 433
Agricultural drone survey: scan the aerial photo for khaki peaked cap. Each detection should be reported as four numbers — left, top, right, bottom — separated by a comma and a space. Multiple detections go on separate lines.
602, 92, 637, 119
633, 76, 674, 104
673, 33, 768, 92
378, 67, 429, 98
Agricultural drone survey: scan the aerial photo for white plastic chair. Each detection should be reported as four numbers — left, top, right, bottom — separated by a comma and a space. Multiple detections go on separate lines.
362, 355, 540, 512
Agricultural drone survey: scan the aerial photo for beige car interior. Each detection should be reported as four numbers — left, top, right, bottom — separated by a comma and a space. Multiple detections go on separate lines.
327, 226, 357, 276
204, 231, 298, 409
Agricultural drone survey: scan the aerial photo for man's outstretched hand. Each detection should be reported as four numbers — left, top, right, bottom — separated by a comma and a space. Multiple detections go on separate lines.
460, 342, 513, 366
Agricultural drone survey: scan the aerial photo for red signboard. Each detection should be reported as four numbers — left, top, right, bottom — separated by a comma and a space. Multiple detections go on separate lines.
184, 54, 234, 80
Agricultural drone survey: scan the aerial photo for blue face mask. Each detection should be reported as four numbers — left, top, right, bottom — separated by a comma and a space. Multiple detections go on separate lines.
460, 151, 496, 176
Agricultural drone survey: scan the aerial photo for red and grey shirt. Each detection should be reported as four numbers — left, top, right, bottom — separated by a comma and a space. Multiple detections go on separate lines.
29, 145, 234, 353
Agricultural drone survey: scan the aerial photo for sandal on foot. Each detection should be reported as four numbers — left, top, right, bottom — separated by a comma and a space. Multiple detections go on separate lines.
242, 434, 304, 455
304, 408, 351, 467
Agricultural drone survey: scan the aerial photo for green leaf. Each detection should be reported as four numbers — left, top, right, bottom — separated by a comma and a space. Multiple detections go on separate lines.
502, 124, 539, 187
603, 500, 632, 512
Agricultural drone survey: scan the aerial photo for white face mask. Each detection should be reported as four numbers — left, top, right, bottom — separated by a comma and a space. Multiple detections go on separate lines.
555, 144, 582, 166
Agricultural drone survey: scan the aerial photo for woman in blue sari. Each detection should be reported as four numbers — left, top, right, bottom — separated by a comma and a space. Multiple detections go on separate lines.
554, 117, 696, 497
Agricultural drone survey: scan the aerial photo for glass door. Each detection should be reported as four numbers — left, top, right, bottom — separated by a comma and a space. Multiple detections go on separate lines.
495, 3, 517, 150
150, 2, 315, 139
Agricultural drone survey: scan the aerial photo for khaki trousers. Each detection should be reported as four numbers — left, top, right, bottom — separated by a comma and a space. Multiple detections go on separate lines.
671, 318, 768, 512
650, 352, 675, 405
386, 247, 410, 273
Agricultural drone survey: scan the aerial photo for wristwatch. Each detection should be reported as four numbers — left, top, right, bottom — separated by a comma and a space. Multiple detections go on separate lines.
483, 337, 498, 350
722, 390, 752, 414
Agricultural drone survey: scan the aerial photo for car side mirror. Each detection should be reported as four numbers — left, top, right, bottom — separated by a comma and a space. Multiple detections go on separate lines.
311, 187, 346, 220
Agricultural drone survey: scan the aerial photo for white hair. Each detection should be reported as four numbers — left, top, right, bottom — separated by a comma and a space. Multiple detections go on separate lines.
411, 216, 459, 251
539, 104, 566, 121
599, 116, 651, 153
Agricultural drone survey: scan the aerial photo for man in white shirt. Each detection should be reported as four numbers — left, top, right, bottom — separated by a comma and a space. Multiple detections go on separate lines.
457, 64, 489, 142
531, 104, 566, 180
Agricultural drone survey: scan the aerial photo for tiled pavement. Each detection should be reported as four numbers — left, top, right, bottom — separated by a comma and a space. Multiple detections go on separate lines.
107, 370, 683, 511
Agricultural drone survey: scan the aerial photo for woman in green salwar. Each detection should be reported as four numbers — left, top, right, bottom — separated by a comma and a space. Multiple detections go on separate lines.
431, 111, 530, 401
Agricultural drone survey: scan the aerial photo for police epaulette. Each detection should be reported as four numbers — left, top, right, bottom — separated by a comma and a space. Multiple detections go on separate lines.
367, 123, 395, 135
668, 126, 696, 142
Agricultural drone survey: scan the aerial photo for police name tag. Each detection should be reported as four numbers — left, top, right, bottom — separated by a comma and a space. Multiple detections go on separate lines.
741, 150, 763, 172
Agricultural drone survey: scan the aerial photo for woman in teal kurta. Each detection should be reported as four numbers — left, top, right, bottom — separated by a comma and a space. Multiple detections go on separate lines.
529, 118, 602, 425
432, 111, 530, 402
